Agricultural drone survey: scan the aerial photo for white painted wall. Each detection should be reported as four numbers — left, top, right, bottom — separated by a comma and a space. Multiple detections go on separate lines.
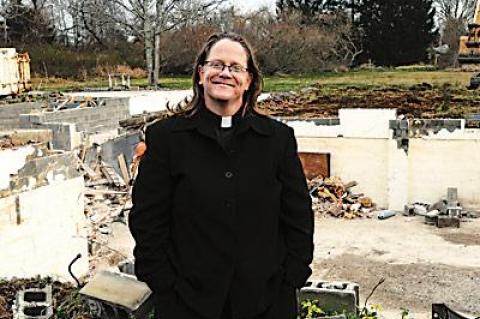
409, 139, 480, 209
297, 137, 390, 209
287, 109, 480, 211
0, 176, 88, 281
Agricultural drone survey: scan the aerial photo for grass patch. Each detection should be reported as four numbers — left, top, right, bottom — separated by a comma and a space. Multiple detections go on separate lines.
31, 70, 473, 92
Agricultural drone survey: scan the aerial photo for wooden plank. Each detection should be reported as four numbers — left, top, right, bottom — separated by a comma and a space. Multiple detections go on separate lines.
117, 154, 131, 185
84, 189, 128, 195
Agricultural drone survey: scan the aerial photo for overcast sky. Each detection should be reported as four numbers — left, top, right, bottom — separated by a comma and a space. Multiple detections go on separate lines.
227, 0, 277, 13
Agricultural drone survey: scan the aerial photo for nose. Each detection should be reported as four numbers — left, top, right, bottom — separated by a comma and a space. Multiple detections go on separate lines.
218, 65, 233, 77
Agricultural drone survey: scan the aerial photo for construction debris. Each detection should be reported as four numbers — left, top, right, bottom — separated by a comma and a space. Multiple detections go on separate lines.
377, 210, 396, 220
404, 188, 479, 228
308, 176, 375, 219
79, 145, 132, 274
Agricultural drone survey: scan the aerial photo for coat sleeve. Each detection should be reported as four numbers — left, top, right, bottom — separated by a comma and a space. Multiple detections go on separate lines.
128, 122, 176, 293
278, 126, 314, 288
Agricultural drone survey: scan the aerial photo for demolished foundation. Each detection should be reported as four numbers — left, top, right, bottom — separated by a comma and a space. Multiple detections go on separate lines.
0, 130, 88, 281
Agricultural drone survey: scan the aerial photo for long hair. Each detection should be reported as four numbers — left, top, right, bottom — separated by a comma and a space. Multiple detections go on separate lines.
174, 32, 263, 116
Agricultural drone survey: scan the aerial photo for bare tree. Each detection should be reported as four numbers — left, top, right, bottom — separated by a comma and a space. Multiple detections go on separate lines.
91, 0, 223, 87
435, 0, 476, 67
435, 0, 475, 22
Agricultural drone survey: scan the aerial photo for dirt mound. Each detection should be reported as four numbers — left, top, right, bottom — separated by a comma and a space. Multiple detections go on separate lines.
257, 85, 480, 119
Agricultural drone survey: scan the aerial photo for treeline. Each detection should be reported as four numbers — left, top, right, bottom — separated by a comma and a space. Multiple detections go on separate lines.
0, 0, 474, 81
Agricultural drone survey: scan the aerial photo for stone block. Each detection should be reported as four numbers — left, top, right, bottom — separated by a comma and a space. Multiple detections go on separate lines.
42, 122, 77, 150
437, 216, 460, 228
299, 280, 359, 315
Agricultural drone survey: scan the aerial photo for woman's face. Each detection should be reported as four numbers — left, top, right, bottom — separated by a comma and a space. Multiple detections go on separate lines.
199, 39, 252, 108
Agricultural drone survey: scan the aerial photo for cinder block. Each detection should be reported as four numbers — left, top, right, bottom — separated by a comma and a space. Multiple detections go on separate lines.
437, 216, 460, 228
13, 286, 53, 319
299, 280, 359, 315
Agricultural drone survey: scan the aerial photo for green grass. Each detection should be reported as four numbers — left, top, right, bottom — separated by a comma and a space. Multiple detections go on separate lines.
31, 70, 474, 92
265, 70, 472, 91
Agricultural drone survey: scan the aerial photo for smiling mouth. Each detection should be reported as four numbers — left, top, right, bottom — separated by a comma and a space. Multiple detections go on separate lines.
212, 81, 235, 87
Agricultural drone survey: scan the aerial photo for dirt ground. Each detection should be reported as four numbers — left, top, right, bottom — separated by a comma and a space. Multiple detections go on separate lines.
312, 215, 480, 319
257, 86, 480, 120
104, 213, 480, 319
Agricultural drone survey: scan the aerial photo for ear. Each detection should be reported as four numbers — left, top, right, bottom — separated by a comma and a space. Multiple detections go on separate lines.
198, 65, 205, 84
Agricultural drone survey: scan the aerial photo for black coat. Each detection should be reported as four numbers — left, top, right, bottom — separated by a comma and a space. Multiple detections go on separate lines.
129, 107, 314, 319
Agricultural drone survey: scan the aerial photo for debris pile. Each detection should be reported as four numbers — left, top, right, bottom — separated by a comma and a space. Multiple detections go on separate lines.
79, 150, 132, 273
0, 134, 45, 150
119, 110, 169, 131
308, 176, 375, 218
404, 188, 479, 228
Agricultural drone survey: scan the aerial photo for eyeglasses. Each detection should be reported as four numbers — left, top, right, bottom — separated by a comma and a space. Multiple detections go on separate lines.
203, 60, 248, 74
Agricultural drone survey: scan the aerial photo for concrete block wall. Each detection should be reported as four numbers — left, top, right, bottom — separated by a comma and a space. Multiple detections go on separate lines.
0, 102, 42, 130
288, 108, 480, 211
19, 97, 129, 134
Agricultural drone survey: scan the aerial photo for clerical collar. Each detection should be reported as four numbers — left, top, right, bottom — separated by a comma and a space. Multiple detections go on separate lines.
221, 116, 232, 128
200, 106, 246, 129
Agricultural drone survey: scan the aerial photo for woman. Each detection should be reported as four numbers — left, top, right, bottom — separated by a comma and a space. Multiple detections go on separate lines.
129, 32, 314, 319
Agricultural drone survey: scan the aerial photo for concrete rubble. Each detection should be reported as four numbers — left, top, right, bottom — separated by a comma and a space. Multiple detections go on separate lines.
404, 187, 479, 228
1, 89, 480, 319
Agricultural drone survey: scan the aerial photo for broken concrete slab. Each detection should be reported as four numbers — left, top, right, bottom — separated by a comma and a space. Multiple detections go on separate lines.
1, 151, 82, 196
79, 271, 153, 319
0, 175, 88, 281
0, 146, 88, 281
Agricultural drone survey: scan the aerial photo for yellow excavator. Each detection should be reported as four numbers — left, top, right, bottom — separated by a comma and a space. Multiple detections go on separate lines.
458, 0, 480, 88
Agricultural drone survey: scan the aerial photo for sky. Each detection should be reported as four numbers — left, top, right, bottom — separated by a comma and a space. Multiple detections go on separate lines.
227, 0, 277, 13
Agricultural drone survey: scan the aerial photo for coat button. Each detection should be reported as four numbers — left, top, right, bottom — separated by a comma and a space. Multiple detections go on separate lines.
225, 171, 233, 179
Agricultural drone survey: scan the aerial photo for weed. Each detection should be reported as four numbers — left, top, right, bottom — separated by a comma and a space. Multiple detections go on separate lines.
300, 299, 325, 318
